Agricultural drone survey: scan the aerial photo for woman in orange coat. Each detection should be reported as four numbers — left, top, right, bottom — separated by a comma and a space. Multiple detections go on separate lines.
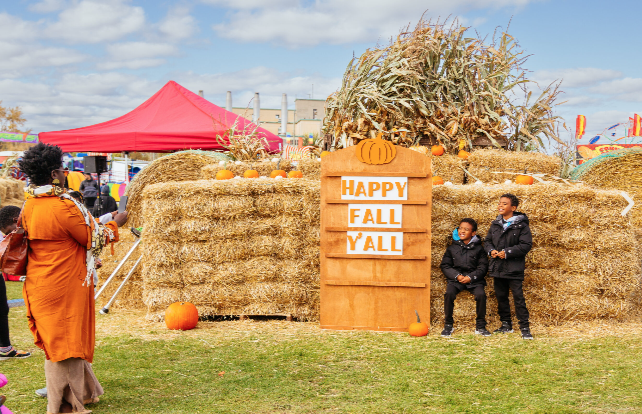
18, 144, 127, 414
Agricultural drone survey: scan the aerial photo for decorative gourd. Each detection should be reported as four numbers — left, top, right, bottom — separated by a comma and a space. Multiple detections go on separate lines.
165, 302, 199, 331
244, 170, 259, 179
355, 133, 396, 165
288, 171, 303, 178
431, 145, 445, 156
409, 146, 430, 155
458, 150, 470, 160
320, 151, 331, 158
515, 174, 534, 185
216, 170, 234, 180
270, 170, 287, 178
408, 310, 429, 337
432, 176, 444, 186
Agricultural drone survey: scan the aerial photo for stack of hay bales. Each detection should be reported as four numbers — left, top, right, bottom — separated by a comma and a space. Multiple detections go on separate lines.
140, 178, 320, 321
125, 151, 228, 227
201, 159, 294, 178
431, 155, 465, 184
96, 230, 144, 309
0, 178, 25, 207
467, 149, 562, 183
430, 183, 641, 327
297, 158, 322, 180
571, 148, 642, 228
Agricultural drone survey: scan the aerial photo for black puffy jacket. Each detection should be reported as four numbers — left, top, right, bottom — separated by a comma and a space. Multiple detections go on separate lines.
484, 213, 532, 280
440, 235, 489, 286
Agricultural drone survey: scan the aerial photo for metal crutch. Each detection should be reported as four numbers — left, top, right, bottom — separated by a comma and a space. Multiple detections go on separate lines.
94, 236, 141, 301
99, 256, 143, 315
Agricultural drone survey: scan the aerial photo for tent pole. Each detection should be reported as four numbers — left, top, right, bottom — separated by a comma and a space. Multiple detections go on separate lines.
125, 152, 129, 183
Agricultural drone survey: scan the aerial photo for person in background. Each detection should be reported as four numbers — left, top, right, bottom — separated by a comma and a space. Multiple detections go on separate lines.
485, 193, 534, 340
79, 173, 99, 209
18, 143, 127, 413
0, 206, 31, 361
93, 186, 117, 218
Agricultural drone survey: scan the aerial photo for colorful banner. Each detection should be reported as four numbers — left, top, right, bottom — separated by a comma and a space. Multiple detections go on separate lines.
0, 131, 38, 143
633, 114, 641, 136
576, 143, 642, 164
575, 115, 586, 139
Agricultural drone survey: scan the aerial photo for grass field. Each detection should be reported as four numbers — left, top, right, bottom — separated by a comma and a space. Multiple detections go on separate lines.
2, 282, 642, 413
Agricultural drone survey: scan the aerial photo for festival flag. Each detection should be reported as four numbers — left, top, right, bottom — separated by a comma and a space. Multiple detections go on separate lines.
633, 114, 642, 136
628, 117, 634, 137
575, 115, 586, 139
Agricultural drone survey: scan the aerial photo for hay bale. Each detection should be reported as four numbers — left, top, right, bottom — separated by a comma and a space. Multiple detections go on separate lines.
0, 178, 25, 207
431, 155, 465, 184
201, 159, 293, 179
297, 158, 321, 180
96, 231, 144, 309
467, 149, 562, 183
141, 179, 320, 321
124, 151, 227, 227
572, 149, 642, 227
429, 183, 641, 328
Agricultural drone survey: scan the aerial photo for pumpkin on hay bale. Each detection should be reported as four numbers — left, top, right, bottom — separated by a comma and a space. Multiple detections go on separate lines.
466, 149, 561, 184
202, 159, 293, 179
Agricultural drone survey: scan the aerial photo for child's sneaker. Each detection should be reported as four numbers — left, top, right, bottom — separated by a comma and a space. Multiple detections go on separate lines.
474, 328, 491, 337
0, 347, 31, 360
441, 324, 454, 337
493, 321, 514, 334
521, 328, 534, 340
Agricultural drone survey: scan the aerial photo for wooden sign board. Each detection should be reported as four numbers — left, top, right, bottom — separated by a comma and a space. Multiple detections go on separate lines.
320, 145, 431, 331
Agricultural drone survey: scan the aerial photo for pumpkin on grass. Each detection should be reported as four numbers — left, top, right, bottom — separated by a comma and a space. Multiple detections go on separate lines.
431, 145, 445, 156
409, 310, 429, 337
270, 170, 287, 178
165, 302, 199, 331
216, 170, 234, 180
244, 170, 259, 178
288, 171, 303, 178
432, 176, 444, 186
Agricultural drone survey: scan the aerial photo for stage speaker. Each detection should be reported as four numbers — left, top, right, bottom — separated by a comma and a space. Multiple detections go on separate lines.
83, 156, 108, 174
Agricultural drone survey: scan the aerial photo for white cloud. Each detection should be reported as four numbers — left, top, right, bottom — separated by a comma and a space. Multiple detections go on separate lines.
588, 77, 642, 102
210, 0, 534, 47
533, 68, 623, 89
96, 42, 179, 70
0, 13, 40, 42
0, 41, 87, 78
29, 0, 68, 13
46, 0, 146, 44
157, 6, 198, 41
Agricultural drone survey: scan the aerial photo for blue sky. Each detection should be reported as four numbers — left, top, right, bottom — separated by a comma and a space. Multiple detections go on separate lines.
2, 0, 642, 142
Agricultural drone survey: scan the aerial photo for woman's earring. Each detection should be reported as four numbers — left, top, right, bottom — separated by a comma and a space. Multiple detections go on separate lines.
52, 179, 61, 185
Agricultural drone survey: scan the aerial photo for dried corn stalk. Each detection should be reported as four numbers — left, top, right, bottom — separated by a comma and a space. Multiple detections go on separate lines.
323, 19, 564, 152
215, 117, 270, 161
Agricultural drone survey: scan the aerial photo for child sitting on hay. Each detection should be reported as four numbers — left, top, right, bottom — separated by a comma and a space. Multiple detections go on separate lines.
485, 193, 533, 340
440, 218, 490, 337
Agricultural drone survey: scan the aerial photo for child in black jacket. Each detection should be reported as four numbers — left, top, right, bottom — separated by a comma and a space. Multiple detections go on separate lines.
485, 193, 534, 340
440, 218, 489, 337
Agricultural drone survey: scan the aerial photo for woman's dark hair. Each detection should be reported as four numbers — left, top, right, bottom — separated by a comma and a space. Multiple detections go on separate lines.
460, 218, 478, 232
68, 191, 84, 203
500, 193, 520, 207
18, 143, 63, 186
0, 206, 21, 229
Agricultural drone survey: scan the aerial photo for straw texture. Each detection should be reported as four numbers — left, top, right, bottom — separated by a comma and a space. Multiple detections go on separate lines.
201, 159, 294, 179
467, 149, 562, 183
140, 179, 320, 321
0, 178, 25, 207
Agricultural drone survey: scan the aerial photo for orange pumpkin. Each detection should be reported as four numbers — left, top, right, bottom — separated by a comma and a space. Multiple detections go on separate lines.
270, 170, 287, 178
458, 150, 470, 160
320, 151, 331, 158
432, 176, 444, 186
431, 145, 445, 156
244, 170, 259, 178
288, 171, 303, 178
165, 302, 199, 331
356, 133, 396, 165
216, 170, 234, 180
409, 310, 429, 337
515, 175, 534, 185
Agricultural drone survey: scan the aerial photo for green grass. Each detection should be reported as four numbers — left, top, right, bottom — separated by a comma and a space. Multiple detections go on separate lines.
1, 283, 641, 413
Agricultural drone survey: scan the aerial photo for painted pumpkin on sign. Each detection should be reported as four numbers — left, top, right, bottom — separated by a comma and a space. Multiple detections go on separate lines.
356, 133, 396, 165
408, 310, 429, 337
216, 170, 234, 180
244, 170, 259, 178
165, 302, 199, 331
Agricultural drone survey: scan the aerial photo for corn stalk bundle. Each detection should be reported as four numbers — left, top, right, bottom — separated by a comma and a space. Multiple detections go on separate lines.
215, 117, 271, 161
324, 19, 564, 152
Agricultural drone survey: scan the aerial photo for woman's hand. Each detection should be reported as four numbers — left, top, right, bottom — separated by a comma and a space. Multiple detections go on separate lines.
113, 211, 128, 227
490, 250, 499, 258
497, 251, 506, 259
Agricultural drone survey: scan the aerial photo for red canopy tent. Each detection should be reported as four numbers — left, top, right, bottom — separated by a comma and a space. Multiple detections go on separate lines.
39, 81, 282, 153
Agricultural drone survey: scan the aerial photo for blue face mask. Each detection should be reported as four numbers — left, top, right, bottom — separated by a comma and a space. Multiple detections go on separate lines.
452, 228, 460, 241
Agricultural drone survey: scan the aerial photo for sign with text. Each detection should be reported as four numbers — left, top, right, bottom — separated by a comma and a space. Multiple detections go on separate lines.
320, 145, 431, 332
